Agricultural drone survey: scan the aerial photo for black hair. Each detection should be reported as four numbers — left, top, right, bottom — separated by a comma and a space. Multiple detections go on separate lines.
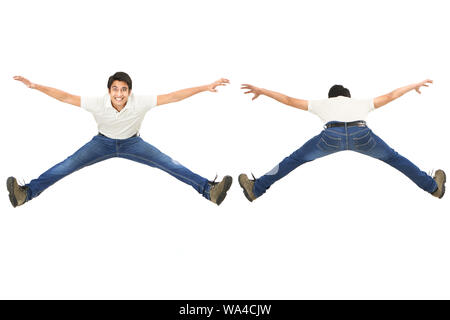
328, 85, 351, 98
107, 72, 132, 91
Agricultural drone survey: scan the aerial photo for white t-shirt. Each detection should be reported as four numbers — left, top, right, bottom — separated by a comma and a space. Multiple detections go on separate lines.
81, 93, 157, 139
308, 96, 375, 124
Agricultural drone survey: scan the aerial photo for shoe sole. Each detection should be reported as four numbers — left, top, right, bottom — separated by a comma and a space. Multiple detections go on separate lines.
238, 174, 254, 202
6, 177, 18, 208
215, 176, 233, 206
437, 170, 446, 199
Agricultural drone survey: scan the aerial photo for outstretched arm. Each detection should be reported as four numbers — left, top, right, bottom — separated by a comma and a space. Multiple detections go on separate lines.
157, 78, 229, 106
13, 76, 81, 107
240, 84, 308, 111
373, 79, 433, 109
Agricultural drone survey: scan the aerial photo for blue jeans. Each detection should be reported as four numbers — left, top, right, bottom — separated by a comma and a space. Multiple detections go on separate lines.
254, 122, 437, 197
26, 134, 211, 200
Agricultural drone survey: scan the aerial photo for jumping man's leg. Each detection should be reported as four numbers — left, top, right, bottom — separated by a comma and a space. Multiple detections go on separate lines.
117, 137, 231, 204
349, 128, 439, 194
241, 130, 344, 200
21, 135, 115, 203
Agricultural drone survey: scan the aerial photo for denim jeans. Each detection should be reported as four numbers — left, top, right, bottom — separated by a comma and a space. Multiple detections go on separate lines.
254, 122, 437, 197
26, 134, 211, 200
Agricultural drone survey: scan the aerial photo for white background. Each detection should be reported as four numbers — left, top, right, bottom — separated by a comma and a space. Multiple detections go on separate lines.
1, 0, 449, 299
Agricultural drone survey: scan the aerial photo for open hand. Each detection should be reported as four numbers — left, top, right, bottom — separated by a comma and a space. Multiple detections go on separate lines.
414, 79, 433, 94
13, 76, 35, 89
207, 78, 230, 92
241, 84, 262, 100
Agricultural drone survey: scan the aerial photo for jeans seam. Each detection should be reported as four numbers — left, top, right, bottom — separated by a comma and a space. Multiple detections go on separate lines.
326, 127, 370, 137
322, 132, 342, 141
28, 153, 115, 200
325, 129, 346, 136
348, 128, 370, 137
319, 137, 340, 148
117, 153, 201, 188
81, 154, 116, 168
345, 124, 349, 150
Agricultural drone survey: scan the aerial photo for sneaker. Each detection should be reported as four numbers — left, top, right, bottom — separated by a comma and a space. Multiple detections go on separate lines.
209, 175, 233, 205
431, 169, 446, 199
238, 173, 257, 202
7, 177, 28, 208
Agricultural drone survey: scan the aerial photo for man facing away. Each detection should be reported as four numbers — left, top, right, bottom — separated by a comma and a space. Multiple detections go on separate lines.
7, 72, 233, 207
239, 80, 446, 201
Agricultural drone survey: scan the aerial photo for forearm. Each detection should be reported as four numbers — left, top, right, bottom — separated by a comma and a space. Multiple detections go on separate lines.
158, 78, 228, 106
388, 83, 417, 100
260, 88, 307, 110
260, 88, 291, 104
168, 85, 208, 102
374, 82, 424, 109
32, 84, 73, 103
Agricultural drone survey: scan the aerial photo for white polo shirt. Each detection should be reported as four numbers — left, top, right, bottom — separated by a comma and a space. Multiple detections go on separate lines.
308, 96, 375, 124
81, 93, 157, 139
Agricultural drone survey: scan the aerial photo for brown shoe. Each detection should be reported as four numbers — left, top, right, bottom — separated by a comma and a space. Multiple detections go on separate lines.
7, 177, 28, 208
238, 173, 257, 202
431, 169, 446, 199
209, 175, 233, 205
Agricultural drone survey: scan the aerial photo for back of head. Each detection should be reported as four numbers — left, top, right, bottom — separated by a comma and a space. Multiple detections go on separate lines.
328, 84, 351, 98
107, 71, 133, 91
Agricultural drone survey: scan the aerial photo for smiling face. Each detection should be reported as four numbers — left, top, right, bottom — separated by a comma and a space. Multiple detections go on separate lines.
109, 80, 131, 110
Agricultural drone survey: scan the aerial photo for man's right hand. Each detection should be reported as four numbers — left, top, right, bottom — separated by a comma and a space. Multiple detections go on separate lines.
13, 76, 36, 89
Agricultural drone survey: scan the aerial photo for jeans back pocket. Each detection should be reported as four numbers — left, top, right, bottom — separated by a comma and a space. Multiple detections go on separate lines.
352, 129, 376, 152
317, 131, 342, 152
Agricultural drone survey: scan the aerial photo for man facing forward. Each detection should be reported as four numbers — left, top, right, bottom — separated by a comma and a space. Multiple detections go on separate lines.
8, 72, 232, 207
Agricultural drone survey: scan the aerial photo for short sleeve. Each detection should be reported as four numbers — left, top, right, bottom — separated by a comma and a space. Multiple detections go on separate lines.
368, 99, 375, 112
81, 96, 104, 113
308, 100, 320, 115
135, 95, 158, 112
